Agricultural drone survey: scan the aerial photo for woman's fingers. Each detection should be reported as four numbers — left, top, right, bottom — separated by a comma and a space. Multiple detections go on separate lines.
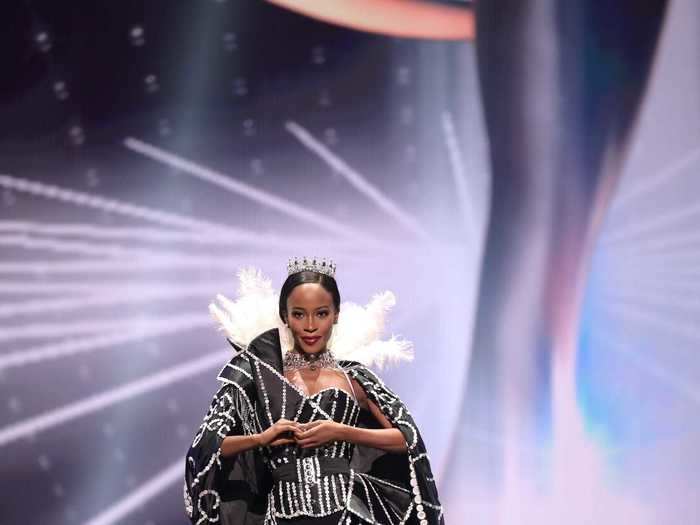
293, 428, 317, 440
274, 418, 300, 430
274, 429, 297, 440
270, 437, 295, 447
275, 423, 299, 435
296, 421, 323, 433
290, 421, 330, 446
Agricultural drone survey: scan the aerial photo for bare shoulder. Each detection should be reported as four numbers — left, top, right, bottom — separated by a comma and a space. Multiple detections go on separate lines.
350, 376, 367, 398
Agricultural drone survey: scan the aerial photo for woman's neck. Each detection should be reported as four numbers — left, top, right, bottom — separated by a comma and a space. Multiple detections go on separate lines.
292, 346, 328, 359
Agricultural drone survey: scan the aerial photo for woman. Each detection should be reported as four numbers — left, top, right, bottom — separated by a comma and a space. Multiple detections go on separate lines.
184, 257, 443, 524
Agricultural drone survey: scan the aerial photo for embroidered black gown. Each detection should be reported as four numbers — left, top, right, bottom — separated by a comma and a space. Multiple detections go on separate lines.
184, 328, 444, 524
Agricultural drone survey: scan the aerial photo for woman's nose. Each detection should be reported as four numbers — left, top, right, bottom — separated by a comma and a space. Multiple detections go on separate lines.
304, 318, 316, 332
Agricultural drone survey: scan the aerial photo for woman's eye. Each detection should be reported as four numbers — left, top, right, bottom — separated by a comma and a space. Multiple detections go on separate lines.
292, 312, 304, 319
317, 311, 328, 318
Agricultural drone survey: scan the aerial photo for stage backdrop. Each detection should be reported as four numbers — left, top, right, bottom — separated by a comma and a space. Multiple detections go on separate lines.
0, 1, 698, 524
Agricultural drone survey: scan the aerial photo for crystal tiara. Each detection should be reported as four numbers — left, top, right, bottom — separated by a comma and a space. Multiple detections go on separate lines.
287, 256, 336, 278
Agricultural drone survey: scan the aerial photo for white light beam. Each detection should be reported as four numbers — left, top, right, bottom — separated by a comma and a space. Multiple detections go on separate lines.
0, 314, 210, 343
83, 459, 184, 525
601, 201, 700, 247
0, 221, 233, 246
0, 313, 210, 371
0, 174, 290, 247
0, 233, 167, 259
0, 349, 229, 447
0, 284, 217, 318
0, 220, 352, 250
124, 137, 371, 242
610, 146, 700, 213
285, 121, 430, 240
603, 301, 700, 344
592, 329, 700, 405
442, 112, 476, 236
0, 258, 235, 277
0, 233, 280, 268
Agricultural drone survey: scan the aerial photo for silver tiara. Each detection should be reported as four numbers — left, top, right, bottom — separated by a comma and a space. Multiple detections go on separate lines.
287, 256, 336, 278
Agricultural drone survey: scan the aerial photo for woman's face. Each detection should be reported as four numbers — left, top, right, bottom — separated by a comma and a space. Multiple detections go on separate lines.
285, 283, 338, 354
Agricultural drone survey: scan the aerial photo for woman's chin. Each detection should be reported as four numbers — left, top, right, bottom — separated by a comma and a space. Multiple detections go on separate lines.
297, 341, 326, 354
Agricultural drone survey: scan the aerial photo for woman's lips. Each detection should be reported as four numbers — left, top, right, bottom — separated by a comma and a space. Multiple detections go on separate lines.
301, 336, 321, 345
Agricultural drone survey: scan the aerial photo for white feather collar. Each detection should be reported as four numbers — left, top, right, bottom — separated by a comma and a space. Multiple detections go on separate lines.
208, 267, 413, 369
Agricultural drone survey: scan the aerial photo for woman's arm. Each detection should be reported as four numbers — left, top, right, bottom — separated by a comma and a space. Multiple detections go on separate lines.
295, 379, 408, 453
294, 417, 407, 453
344, 393, 407, 452
339, 420, 407, 453
219, 418, 300, 458
346, 377, 407, 452
219, 434, 263, 458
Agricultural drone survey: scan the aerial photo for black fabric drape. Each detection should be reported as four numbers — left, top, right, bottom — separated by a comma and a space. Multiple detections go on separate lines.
184, 328, 444, 524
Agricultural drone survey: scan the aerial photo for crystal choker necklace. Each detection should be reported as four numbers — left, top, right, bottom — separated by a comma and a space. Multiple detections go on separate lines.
283, 347, 337, 372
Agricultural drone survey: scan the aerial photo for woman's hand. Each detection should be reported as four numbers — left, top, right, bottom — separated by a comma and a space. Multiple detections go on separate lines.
257, 418, 300, 447
294, 420, 345, 449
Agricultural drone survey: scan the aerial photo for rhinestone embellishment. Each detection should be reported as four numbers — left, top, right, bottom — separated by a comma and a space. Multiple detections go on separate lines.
287, 256, 336, 278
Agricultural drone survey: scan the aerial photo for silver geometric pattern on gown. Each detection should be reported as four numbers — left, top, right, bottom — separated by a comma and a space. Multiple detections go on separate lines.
184, 329, 443, 525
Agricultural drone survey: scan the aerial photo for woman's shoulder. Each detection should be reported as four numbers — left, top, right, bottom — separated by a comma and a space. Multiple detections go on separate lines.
338, 360, 385, 386
216, 345, 254, 387
338, 359, 368, 373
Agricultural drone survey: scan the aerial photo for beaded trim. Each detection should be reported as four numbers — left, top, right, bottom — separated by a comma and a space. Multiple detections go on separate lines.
287, 256, 336, 277
344, 363, 442, 525
244, 349, 332, 419
270, 472, 350, 519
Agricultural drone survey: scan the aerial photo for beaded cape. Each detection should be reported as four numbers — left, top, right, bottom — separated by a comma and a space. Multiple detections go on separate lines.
184, 269, 444, 524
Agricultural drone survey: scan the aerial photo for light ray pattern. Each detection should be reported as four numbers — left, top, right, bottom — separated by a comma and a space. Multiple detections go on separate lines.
0, 350, 229, 447
124, 137, 371, 242
286, 121, 430, 239
441, 111, 475, 235
0, 220, 205, 242
601, 198, 700, 247
0, 313, 209, 371
609, 145, 700, 213
0, 314, 209, 343
0, 174, 289, 247
83, 459, 184, 525
0, 284, 217, 318
0, 258, 242, 275
0, 220, 347, 249
0, 233, 199, 259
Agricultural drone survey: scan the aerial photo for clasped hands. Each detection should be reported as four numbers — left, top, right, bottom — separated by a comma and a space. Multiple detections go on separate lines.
258, 418, 344, 449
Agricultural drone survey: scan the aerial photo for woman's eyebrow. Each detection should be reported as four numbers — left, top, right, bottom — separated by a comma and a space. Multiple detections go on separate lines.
290, 305, 330, 311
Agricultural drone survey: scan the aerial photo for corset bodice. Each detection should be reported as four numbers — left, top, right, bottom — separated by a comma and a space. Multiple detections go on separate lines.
266, 385, 359, 466
263, 385, 360, 520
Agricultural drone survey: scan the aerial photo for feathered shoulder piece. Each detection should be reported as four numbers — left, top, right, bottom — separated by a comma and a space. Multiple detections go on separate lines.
208, 267, 413, 369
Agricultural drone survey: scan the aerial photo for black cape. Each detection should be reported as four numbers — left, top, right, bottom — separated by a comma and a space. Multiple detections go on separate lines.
184, 328, 444, 524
